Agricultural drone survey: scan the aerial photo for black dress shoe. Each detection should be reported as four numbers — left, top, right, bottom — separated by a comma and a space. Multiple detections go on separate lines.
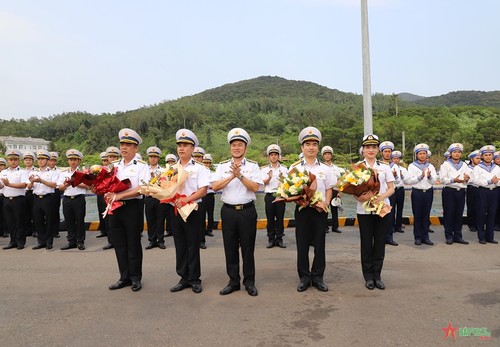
266, 241, 275, 248
445, 239, 453, 245
16, 245, 25, 250
109, 280, 132, 290
220, 285, 240, 295
3, 243, 17, 250
332, 229, 342, 233
199, 242, 206, 249
245, 285, 258, 296
158, 243, 166, 249
469, 228, 477, 232
192, 284, 203, 293
145, 242, 158, 250
165, 232, 173, 237
422, 239, 434, 245
395, 229, 404, 233
60, 243, 77, 250
479, 240, 486, 244
96, 233, 107, 238
486, 240, 498, 244
455, 239, 469, 245
428, 229, 435, 233
131, 281, 142, 292
276, 242, 286, 248
205, 230, 214, 237
325, 228, 330, 234
365, 280, 375, 290
2, 233, 9, 238
386, 240, 398, 246
414, 240, 422, 246
374, 280, 385, 290
297, 281, 311, 292
312, 281, 328, 292
32, 232, 38, 237
170, 283, 190, 292
54, 232, 60, 238
46, 244, 53, 250
77, 244, 85, 250
103, 243, 114, 250
32, 244, 46, 250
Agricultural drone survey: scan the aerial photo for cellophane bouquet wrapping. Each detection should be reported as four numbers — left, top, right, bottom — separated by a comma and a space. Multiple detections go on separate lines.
71, 164, 131, 216
139, 164, 198, 222
273, 168, 329, 213
336, 163, 391, 217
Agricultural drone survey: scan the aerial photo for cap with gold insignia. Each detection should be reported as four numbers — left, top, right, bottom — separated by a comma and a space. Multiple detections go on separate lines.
427, 150, 432, 158
165, 154, 178, 163
119, 128, 142, 145
379, 141, 394, 151
37, 149, 51, 159
480, 145, 495, 155
202, 154, 213, 163
413, 143, 429, 154
391, 150, 402, 158
106, 146, 121, 157
361, 134, 380, 147
176, 129, 199, 147
193, 147, 205, 157
0, 157, 6, 165
135, 153, 142, 161
298, 127, 321, 144
447, 143, 463, 153
494, 151, 500, 159
146, 146, 161, 157
443, 151, 450, 158
99, 152, 108, 160
66, 149, 83, 160
267, 144, 281, 156
50, 152, 59, 160
468, 150, 479, 159
5, 149, 22, 158
227, 128, 251, 145
321, 146, 333, 156
23, 151, 35, 160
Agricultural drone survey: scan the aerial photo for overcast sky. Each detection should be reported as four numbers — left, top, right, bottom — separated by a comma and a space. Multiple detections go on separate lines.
1, 0, 499, 119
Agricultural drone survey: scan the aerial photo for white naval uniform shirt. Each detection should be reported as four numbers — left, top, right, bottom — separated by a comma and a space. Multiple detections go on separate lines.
212, 158, 263, 205
148, 164, 165, 181
389, 163, 410, 188
355, 160, 395, 215
57, 167, 87, 196
0, 166, 29, 197
114, 159, 150, 200
261, 163, 289, 193
30, 167, 59, 196
472, 162, 500, 189
206, 170, 216, 194
25, 166, 35, 192
175, 160, 210, 203
406, 161, 437, 189
289, 159, 336, 202
439, 159, 473, 189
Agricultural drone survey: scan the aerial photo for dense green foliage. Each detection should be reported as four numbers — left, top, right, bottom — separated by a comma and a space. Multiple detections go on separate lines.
1, 76, 499, 169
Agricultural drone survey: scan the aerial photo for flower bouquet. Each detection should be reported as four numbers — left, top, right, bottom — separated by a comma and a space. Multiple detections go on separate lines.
273, 168, 329, 213
70, 164, 131, 216
336, 163, 391, 217
139, 164, 198, 222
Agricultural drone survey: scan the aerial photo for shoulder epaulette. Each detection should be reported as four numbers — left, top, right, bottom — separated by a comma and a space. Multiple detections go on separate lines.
246, 159, 258, 164
290, 160, 301, 168
111, 159, 120, 164
219, 159, 231, 164
355, 161, 363, 165
137, 159, 147, 164
59, 168, 69, 172
377, 160, 389, 166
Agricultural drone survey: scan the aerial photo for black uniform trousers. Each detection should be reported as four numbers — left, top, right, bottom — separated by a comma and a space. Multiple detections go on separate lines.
328, 189, 340, 231
198, 193, 215, 244
411, 188, 433, 242
25, 190, 35, 236
391, 186, 405, 232
96, 194, 111, 242
475, 188, 498, 242
221, 203, 257, 287
442, 187, 466, 241
466, 185, 479, 231
264, 193, 286, 242
33, 194, 56, 246
496, 189, 500, 230
145, 196, 167, 244
171, 207, 202, 285
53, 189, 61, 233
0, 195, 4, 235
109, 198, 144, 282
385, 195, 396, 243
3, 196, 27, 246
62, 195, 86, 245
358, 213, 390, 281
294, 205, 327, 284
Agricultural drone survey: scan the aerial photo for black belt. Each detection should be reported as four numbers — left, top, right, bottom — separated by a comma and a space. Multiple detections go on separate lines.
35, 193, 54, 199
479, 186, 497, 191
395, 187, 404, 190
120, 199, 142, 205
64, 194, 85, 199
265, 192, 276, 196
443, 186, 466, 192
412, 188, 432, 193
223, 202, 254, 211
5, 196, 24, 200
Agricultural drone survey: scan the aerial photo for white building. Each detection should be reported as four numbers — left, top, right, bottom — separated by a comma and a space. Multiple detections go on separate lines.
0, 136, 51, 154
